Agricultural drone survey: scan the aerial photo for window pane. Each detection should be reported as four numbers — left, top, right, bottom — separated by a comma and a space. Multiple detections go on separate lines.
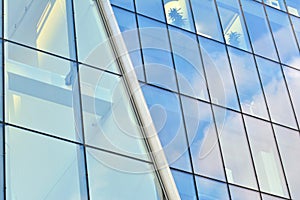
199, 37, 239, 110
190, 0, 223, 42
213, 106, 257, 189
6, 126, 87, 200
256, 57, 297, 128
216, 0, 251, 51
290, 16, 300, 70
5, 0, 75, 59
229, 185, 260, 200
163, 0, 195, 32
228, 47, 269, 119
285, 0, 300, 16
0, 125, 3, 200
241, 0, 278, 61
263, 0, 286, 11
196, 175, 229, 200
79, 66, 149, 161
181, 96, 225, 181
135, 0, 165, 22
86, 147, 163, 200
274, 125, 300, 200
138, 16, 177, 91
266, 7, 300, 69
110, 0, 134, 11
169, 27, 209, 101
171, 170, 197, 200
142, 85, 191, 172
244, 116, 289, 198
5, 42, 82, 142
262, 194, 286, 200
74, 0, 119, 73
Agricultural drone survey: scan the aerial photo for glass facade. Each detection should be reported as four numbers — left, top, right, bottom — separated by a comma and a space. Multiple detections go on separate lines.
1, 0, 300, 200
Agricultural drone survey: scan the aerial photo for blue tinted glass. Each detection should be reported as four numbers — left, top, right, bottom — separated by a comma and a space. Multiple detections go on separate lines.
199, 37, 240, 110
196, 175, 229, 200
138, 16, 177, 91
263, 0, 286, 11
285, 0, 300, 16
266, 7, 300, 68
171, 170, 197, 200
256, 57, 297, 128
216, 0, 251, 51
141, 85, 192, 172
110, 0, 134, 11
228, 47, 269, 119
241, 0, 278, 61
135, 0, 165, 22
181, 96, 225, 181
169, 27, 209, 101
190, 0, 224, 42
112, 7, 145, 81
0, 125, 2, 200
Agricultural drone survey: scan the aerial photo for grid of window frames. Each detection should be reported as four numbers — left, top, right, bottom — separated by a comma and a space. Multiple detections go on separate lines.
110, 0, 300, 199
1, 0, 168, 200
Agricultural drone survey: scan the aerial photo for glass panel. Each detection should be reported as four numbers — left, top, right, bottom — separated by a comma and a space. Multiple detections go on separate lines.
229, 185, 261, 200
228, 47, 269, 120
199, 37, 239, 110
290, 16, 300, 70
86, 147, 163, 200
0, 125, 3, 200
5, 42, 82, 142
244, 115, 289, 198
79, 65, 149, 161
169, 27, 209, 101
285, 0, 300, 16
241, 0, 278, 61
110, 0, 134, 11
283, 66, 300, 127
190, 0, 223, 41
112, 7, 145, 81
6, 126, 87, 200
5, 0, 75, 59
196, 175, 229, 200
74, 0, 119, 73
163, 0, 195, 32
263, 0, 286, 11
138, 16, 177, 91
262, 194, 286, 200
213, 106, 257, 189
135, 0, 165, 22
171, 170, 196, 200
256, 57, 297, 128
266, 7, 300, 68
274, 125, 300, 200
0, 40, 2, 122
141, 84, 191, 172
216, 0, 251, 51
181, 96, 225, 181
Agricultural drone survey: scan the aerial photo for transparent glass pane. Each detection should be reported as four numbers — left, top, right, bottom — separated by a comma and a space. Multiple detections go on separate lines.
240, 0, 278, 61
5, 0, 75, 59
196, 175, 229, 200
0, 40, 2, 122
171, 170, 197, 200
266, 7, 300, 69
86, 147, 163, 200
229, 185, 261, 200
5, 42, 83, 142
290, 17, 300, 68
163, 0, 195, 32
285, 0, 300, 16
181, 96, 225, 181
110, 0, 134, 11
262, 194, 286, 200
274, 125, 300, 200
244, 116, 289, 198
190, 0, 224, 42
141, 84, 192, 172
216, 0, 251, 51
283, 66, 300, 127
74, 0, 119, 73
263, 0, 286, 11
169, 27, 209, 101
213, 106, 257, 189
0, 125, 3, 200
138, 16, 178, 91
112, 7, 145, 81
135, 0, 165, 22
199, 37, 239, 110
6, 126, 87, 200
256, 57, 297, 128
79, 65, 149, 161
228, 47, 269, 120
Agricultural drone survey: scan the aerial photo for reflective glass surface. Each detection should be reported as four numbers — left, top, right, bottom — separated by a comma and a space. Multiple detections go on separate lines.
196, 175, 229, 200
263, 0, 286, 11
171, 170, 197, 200
229, 185, 261, 200
135, 0, 165, 22
110, 0, 134, 11
285, 0, 300, 16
